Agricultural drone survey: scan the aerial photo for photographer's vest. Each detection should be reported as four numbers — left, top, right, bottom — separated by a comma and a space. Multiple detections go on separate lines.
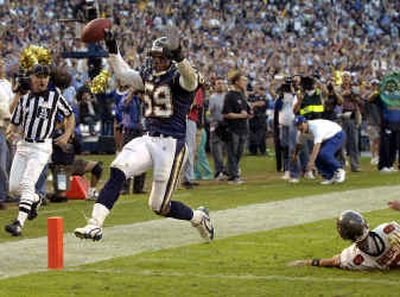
300, 90, 324, 120
381, 97, 400, 131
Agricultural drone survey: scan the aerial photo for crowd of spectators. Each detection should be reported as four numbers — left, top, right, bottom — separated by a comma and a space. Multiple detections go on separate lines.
0, 0, 399, 85
0, 0, 400, 193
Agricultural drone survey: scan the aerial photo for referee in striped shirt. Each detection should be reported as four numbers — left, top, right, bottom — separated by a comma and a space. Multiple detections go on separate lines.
5, 64, 75, 236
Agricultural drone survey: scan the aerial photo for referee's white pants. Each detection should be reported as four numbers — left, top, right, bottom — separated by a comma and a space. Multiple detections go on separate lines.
9, 140, 52, 203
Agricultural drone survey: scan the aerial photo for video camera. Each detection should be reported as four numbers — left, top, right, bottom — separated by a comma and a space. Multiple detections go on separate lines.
280, 76, 293, 93
13, 69, 31, 94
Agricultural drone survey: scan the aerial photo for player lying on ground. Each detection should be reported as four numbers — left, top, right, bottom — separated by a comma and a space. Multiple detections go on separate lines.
289, 210, 400, 270
74, 29, 214, 242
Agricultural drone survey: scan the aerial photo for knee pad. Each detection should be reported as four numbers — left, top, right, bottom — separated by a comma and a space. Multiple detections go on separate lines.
91, 161, 104, 179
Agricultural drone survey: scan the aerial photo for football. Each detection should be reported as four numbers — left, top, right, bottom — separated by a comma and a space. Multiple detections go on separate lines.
80, 18, 112, 43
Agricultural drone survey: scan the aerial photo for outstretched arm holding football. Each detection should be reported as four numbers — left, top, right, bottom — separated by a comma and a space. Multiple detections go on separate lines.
104, 29, 144, 91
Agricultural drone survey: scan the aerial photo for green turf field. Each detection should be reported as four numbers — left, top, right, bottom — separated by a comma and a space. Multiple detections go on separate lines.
0, 155, 400, 296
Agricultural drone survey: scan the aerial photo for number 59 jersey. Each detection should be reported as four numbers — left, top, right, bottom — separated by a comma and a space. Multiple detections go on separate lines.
141, 66, 195, 140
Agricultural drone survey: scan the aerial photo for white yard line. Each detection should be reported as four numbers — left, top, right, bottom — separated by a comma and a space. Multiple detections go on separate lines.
65, 268, 400, 286
0, 185, 399, 280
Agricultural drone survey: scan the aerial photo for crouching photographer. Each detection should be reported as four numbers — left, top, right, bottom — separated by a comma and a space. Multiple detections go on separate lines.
50, 122, 103, 202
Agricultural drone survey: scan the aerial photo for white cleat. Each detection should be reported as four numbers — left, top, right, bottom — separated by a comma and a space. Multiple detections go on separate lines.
281, 171, 290, 180
74, 219, 103, 241
320, 178, 334, 185
191, 207, 215, 243
334, 168, 346, 183
304, 170, 316, 180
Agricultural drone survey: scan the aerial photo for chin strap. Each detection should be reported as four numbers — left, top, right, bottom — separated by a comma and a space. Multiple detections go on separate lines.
358, 232, 386, 257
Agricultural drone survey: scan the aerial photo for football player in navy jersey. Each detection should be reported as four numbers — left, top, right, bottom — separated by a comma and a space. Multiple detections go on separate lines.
74, 31, 214, 242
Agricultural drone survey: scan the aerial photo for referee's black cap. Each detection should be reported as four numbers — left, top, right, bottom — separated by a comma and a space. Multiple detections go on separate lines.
32, 64, 51, 77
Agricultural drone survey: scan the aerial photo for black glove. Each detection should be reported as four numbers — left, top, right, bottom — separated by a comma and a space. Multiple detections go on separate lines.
104, 29, 118, 54
163, 45, 184, 63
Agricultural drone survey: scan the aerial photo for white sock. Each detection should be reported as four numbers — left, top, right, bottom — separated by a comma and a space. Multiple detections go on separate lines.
17, 212, 28, 227
17, 193, 39, 227
91, 203, 110, 227
190, 209, 203, 225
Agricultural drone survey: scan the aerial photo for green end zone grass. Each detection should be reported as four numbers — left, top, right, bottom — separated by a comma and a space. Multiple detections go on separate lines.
0, 155, 399, 242
1, 155, 400, 296
1, 208, 400, 297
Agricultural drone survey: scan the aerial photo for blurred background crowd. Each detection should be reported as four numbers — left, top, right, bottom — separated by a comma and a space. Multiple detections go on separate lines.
0, 0, 399, 82
0, 0, 400, 204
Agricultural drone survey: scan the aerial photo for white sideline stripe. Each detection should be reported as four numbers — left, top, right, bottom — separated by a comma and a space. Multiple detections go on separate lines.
65, 268, 400, 286
0, 185, 399, 280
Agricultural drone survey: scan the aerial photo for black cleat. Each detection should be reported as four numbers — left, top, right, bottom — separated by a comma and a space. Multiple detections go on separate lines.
5, 220, 22, 236
28, 196, 43, 221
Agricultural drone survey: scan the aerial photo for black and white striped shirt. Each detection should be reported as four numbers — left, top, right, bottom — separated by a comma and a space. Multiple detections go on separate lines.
11, 89, 73, 141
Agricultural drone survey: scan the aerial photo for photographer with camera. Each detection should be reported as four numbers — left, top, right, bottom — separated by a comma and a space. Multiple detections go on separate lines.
293, 76, 325, 178
270, 76, 300, 182
323, 80, 344, 122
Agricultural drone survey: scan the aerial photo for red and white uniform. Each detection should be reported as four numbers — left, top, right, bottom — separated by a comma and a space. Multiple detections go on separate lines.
340, 221, 400, 270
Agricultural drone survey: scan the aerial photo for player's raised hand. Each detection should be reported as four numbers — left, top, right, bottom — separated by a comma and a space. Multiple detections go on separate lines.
104, 28, 118, 54
163, 45, 184, 63
162, 25, 184, 62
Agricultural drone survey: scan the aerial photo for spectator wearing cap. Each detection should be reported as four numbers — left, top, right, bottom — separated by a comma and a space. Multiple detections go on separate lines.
338, 72, 362, 172
222, 70, 252, 184
293, 116, 346, 185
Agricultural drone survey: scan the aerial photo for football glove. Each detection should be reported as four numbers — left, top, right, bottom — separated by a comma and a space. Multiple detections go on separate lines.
104, 29, 118, 54
163, 45, 184, 63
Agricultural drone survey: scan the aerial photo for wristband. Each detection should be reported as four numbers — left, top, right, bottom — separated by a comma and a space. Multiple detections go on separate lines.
311, 259, 320, 266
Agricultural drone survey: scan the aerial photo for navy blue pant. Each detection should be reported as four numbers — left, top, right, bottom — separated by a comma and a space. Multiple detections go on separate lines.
315, 131, 345, 179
